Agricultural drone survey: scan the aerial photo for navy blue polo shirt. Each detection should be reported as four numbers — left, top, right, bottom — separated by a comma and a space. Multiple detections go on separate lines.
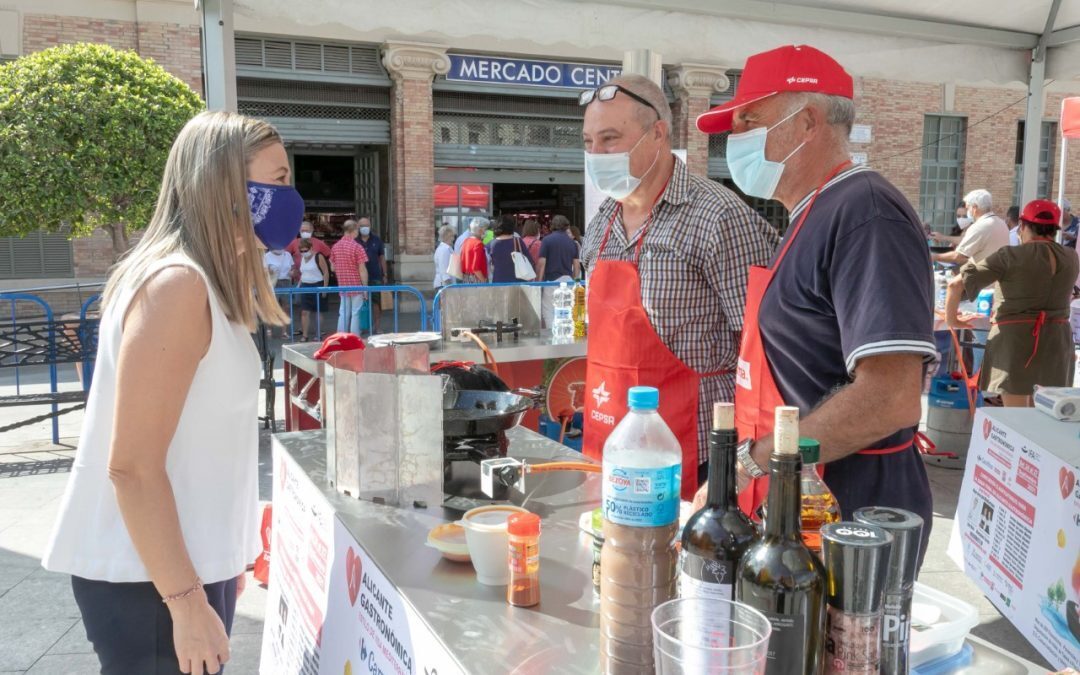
538, 230, 579, 280
359, 234, 385, 282
758, 165, 937, 535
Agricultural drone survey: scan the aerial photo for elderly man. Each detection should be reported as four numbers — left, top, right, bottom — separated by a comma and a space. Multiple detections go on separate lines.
329, 219, 369, 334
357, 216, 387, 331
286, 220, 332, 270
694, 45, 937, 561
1059, 198, 1079, 248
433, 225, 456, 288
579, 73, 778, 499
933, 189, 1009, 265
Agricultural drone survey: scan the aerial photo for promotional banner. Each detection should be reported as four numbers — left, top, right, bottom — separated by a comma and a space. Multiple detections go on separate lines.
950, 409, 1080, 670
320, 518, 463, 675
260, 447, 335, 674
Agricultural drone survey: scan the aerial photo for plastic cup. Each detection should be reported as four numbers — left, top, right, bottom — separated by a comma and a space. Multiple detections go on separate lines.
651, 597, 772, 674
459, 505, 528, 585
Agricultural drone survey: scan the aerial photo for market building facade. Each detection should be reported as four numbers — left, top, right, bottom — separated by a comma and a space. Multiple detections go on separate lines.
3, 0, 1080, 286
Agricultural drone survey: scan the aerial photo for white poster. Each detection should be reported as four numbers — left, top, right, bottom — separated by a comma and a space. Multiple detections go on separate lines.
849, 124, 872, 144
950, 410, 1080, 670
260, 447, 335, 675
320, 518, 463, 675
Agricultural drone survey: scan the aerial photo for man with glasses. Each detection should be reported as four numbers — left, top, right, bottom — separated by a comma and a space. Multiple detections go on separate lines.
579, 74, 778, 500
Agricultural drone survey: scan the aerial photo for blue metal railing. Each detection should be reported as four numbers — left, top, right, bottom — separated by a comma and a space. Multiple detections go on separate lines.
272, 284, 428, 342
0, 292, 69, 443
431, 280, 582, 330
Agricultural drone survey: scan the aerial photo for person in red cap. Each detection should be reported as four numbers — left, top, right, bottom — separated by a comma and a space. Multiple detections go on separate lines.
694, 45, 937, 566
945, 199, 1078, 405
577, 73, 778, 500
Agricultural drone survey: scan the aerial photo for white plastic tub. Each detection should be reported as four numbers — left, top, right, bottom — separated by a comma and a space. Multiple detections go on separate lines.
909, 581, 980, 667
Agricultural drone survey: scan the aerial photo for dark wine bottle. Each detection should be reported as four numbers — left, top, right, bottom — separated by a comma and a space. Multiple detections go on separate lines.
679, 402, 758, 600
737, 406, 826, 675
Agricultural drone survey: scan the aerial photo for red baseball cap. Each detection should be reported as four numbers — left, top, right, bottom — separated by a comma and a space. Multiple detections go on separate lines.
697, 45, 853, 134
313, 332, 366, 361
1020, 199, 1061, 227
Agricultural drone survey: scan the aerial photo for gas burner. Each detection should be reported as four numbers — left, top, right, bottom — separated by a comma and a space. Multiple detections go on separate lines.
443, 431, 510, 464
470, 319, 522, 343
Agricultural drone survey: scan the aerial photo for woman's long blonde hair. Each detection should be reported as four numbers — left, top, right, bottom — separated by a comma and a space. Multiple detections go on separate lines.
103, 110, 289, 329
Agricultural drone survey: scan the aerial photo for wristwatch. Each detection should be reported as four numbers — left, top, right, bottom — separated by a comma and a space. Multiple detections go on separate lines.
737, 438, 766, 479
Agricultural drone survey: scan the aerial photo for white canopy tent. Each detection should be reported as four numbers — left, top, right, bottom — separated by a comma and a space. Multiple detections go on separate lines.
201, 0, 1080, 206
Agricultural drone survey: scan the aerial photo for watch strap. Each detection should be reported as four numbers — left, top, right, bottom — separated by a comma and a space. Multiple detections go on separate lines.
737, 438, 766, 479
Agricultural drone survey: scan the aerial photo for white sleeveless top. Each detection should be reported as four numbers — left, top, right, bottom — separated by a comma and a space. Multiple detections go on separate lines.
42, 254, 262, 584
298, 251, 324, 284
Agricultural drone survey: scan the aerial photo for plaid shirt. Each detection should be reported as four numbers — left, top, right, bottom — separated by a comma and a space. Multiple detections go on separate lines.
329, 237, 369, 297
581, 157, 779, 464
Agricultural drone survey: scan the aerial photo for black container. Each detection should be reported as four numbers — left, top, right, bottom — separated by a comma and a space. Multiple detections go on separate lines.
820, 522, 893, 674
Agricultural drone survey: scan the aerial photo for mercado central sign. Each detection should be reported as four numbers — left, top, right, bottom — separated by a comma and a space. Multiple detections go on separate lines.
446, 54, 621, 89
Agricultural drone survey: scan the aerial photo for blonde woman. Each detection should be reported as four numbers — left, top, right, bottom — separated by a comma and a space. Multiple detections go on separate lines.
42, 111, 303, 674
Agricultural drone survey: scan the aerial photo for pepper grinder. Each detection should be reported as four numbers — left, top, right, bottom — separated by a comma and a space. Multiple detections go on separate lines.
820, 522, 893, 675
853, 506, 924, 675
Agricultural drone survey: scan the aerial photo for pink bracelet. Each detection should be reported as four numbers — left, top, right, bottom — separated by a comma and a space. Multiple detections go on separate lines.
161, 577, 203, 604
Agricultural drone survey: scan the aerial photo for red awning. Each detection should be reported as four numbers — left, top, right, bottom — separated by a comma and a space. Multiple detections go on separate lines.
1061, 97, 1080, 140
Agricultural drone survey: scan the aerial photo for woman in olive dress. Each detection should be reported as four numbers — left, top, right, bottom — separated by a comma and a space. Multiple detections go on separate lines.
945, 199, 1078, 406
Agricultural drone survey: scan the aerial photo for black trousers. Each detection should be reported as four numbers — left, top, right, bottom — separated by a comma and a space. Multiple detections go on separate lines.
71, 575, 237, 675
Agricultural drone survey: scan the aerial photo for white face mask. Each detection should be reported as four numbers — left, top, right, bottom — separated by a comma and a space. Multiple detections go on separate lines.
725, 107, 806, 200
299, 231, 313, 239
584, 127, 660, 201
360, 227, 371, 237
956, 215, 973, 230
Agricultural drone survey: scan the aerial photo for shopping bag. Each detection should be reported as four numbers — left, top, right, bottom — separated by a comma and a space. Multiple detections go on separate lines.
512, 238, 536, 281
253, 503, 273, 585
447, 252, 463, 279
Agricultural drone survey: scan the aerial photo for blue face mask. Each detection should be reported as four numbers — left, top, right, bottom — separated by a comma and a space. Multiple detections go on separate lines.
584, 128, 659, 202
725, 107, 806, 200
247, 181, 305, 250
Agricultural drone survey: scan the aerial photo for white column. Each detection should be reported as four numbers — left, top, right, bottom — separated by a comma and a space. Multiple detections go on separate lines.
200, 0, 236, 111
622, 49, 664, 86
1020, 55, 1046, 206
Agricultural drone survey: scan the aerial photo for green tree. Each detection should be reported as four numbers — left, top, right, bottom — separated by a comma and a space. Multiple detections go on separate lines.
0, 43, 204, 257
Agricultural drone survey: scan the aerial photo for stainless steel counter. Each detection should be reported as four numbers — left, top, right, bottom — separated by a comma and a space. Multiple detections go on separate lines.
283, 334, 585, 379
274, 425, 602, 674
274, 427, 1047, 675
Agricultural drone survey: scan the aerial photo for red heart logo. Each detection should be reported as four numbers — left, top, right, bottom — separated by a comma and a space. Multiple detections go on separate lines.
1060, 467, 1076, 500
982, 419, 992, 440
346, 547, 362, 606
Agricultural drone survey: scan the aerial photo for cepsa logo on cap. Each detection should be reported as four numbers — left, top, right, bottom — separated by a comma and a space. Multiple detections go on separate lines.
697, 44, 853, 134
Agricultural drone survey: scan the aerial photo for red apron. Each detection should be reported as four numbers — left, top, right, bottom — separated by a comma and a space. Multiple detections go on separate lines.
583, 189, 729, 500
735, 162, 911, 516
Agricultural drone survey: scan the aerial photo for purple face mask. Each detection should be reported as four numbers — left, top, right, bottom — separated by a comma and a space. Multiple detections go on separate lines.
247, 181, 305, 250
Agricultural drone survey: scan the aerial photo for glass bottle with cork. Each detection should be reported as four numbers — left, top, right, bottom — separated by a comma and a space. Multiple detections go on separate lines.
679, 402, 758, 600
736, 406, 826, 675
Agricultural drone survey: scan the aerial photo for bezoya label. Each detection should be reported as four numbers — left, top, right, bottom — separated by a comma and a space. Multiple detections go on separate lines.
602, 463, 680, 527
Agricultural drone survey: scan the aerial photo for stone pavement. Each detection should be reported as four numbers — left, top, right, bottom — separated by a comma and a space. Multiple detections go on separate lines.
0, 361, 1056, 673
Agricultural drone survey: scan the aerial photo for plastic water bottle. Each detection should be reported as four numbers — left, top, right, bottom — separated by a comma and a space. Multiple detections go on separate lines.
934, 270, 949, 311
975, 288, 994, 317
599, 386, 680, 674
552, 281, 574, 339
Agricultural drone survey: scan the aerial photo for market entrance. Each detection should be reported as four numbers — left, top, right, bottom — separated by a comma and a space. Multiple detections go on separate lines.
492, 183, 583, 229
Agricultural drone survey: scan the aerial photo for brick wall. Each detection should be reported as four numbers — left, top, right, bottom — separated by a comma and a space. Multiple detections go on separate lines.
136, 22, 204, 95
390, 78, 435, 256
22, 14, 138, 53
953, 86, 1025, 208
670, 94, 711, 178
854, 78, 943, 211
71, 229, 117, 278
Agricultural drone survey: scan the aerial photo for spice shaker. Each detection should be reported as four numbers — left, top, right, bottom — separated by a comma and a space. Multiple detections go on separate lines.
507, 513, 541, 607
853, 506, 924, 675
820, 522, 893, 675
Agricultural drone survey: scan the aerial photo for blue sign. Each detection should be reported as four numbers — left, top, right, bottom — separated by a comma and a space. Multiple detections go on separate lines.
446, 54, 620, 90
